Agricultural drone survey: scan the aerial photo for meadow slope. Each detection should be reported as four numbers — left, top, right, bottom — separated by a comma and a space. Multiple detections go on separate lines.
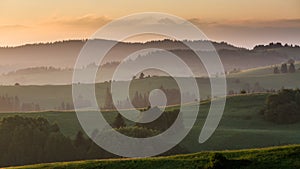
9, 144, 300, 169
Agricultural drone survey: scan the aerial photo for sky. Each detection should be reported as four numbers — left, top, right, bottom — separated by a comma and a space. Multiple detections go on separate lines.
0, 0, 299, 48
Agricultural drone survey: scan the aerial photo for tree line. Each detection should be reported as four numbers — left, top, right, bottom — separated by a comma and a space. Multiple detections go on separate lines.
0, 95, 40, 112
0, 115, 115, 167
111, 107, 184, 133
273, 62, 296, 74
104, 107, 187, 155
103, 86, 196, 110
0, 113, 187, 167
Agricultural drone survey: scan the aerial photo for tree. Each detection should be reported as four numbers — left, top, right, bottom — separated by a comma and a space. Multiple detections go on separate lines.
116, 126, 159, 138
0, 116, 78, 166
139, 72, 145, 79
104, 87, 113, 109
288, 59, 295, 64
61, 102, 65, 110
296, 91, 300, 106
137, 108, 184, 132
66, 102, 72, 110
13, 96, 20, 111
73, 130, 90, 158
281, 63, 288, 73
206, 153, 228, 169
112, 113, 126, 128
74, 131, 85, 147
289, 63, 296, 73
273, 66, 280, 74
240, 89, 247, 94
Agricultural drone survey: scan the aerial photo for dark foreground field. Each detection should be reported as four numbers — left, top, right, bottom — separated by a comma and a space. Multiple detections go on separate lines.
0, 93, 299, 168
9, 144, 300, 169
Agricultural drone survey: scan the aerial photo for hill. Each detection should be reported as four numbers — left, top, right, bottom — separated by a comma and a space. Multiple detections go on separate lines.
228, 62, 300, 77
0, 40, 299, 85
9, 144, 300, 169
1, 94, 299, 152
0, 67, 299, 110
0, 93, 299, 168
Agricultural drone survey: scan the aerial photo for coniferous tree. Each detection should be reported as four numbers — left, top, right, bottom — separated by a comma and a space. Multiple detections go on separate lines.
112, 113, 126, 128
273, 66, 280, 74
104, 87, 113, 109
61, 102, 65, 110
289, 63, 296, 73
281, 63, 288, 73
139, 72, 145, 79
296, 91, 300, 106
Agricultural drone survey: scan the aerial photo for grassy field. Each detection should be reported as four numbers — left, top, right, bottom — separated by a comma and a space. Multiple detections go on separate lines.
227, 62, 299, 76
227, 63, 300, 90
0, 65, 299, 168
0, 64, 299, 110
0, 94, 299, 152
9, 144, 300, 169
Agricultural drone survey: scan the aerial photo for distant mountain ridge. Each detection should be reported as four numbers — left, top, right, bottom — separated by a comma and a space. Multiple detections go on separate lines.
0, 39, 299, 85
0, 39, 242, 72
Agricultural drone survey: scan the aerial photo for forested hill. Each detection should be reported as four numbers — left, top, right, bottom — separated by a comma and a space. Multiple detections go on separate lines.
0, 39, 299, 75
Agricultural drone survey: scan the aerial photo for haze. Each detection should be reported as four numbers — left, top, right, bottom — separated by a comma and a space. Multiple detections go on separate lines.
0, 0, 299, 48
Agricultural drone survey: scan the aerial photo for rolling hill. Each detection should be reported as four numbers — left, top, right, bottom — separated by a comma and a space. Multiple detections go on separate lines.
0, 65, 299, 111
0, 93, 299, 168
228, 62, 300, 77
0, 40, 299, 85
8, 144, 300, 169
1, 94, 299, 152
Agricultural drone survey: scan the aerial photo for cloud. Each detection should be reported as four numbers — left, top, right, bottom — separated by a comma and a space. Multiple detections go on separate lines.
157, 18, 178, 25
1, 15, 299, 48
188, 18, 300, 48
42, 15, 111, 29
0, 24, 30, 30
189, 18, 300, 28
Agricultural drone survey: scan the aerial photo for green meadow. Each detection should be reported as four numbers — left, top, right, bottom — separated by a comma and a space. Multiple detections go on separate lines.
10, 144, 300, 169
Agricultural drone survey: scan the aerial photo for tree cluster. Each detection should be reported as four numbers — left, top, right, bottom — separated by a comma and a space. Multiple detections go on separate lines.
136, 108, 184, 132
261, 89, 300, 124
111, 107, 184, 135
107, 107, 187, 155
0, 95, 40, 112
254, 42, 300, 50
0, 116, 114, 167
104, 86, 196, 110
228, 82, 271, 95
273, 63, 296, 74
0, 114, 187, 167
59, 101, 74, 110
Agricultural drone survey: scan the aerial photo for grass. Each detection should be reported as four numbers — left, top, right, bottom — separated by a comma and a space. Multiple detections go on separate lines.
8, 144, 300, 169
0, 93, 299, 151
0, 66, 299, 110
0, 66, 299, 168
228, 62, 300, 77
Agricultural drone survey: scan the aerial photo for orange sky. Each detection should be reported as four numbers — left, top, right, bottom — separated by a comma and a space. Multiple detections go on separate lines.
0, 0, 299, 48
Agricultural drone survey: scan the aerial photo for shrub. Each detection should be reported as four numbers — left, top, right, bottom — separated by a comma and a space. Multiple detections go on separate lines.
205, 153, 228, 169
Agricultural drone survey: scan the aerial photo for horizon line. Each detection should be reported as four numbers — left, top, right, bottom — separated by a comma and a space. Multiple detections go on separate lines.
0, 38, 298, 50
